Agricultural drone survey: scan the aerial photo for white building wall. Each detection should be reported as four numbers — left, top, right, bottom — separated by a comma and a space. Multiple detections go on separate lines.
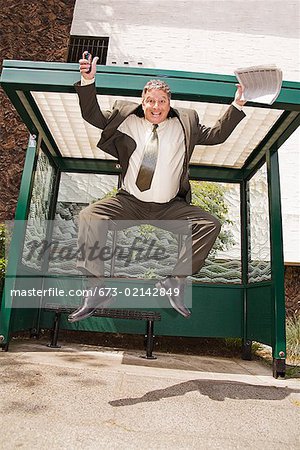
71, 0, 300, 263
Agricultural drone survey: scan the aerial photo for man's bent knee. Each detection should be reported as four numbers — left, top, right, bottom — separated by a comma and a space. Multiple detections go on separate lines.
79, 204, 94, 219
78, 204, 108, 222
193, 215, 221, 235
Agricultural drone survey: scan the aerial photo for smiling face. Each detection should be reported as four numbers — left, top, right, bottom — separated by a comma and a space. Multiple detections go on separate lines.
142, 89, 171, 124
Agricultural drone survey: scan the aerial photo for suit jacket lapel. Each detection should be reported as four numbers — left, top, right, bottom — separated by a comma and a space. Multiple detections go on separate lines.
101, 101, 140, 141
98, 101, 140, 159
172, 107, 192, 155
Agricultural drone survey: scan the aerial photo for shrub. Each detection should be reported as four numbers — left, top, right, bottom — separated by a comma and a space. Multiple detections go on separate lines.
0, 223, 7, 280
286, 314, 300, 362
191, 180, 235, 254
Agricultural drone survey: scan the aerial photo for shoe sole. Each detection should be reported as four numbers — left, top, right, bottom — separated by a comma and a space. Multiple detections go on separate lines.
155, 281, 191, 318
68, 308, 96, 323
68, 294, 114, 323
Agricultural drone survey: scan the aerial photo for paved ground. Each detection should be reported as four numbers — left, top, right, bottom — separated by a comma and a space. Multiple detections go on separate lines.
0, 338, 300, 450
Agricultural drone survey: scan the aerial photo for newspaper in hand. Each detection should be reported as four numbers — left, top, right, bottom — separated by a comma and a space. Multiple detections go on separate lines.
234, 65, 283, 105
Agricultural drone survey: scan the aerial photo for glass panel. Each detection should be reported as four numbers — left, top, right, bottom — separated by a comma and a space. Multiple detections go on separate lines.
248, 164, 271, 282
21, 148, 55, 271
50, 174, 190, 279
48, 176, 241, 282
103, 221, 191, 279
191, 181, 241, 284
48, 173, 118, 275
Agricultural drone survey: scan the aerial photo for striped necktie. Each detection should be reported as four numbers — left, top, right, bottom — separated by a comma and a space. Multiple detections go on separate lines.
136, 124, 159, 192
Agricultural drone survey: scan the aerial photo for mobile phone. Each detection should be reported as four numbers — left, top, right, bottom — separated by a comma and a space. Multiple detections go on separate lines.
84, 52, 91, 73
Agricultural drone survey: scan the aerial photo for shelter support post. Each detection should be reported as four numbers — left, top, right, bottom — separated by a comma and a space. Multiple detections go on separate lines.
0, 134, 40, 349
267, 148, 286, 378
241, 179, 253, 360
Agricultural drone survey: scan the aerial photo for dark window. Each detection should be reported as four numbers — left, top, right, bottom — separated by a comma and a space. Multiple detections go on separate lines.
67, 36, 109, 64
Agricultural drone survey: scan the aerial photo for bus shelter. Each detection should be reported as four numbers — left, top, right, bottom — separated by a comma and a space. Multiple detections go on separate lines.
1, 60, 299, 377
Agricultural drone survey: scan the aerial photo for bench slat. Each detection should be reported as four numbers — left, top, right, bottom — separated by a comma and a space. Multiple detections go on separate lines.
44, 303, 161, 321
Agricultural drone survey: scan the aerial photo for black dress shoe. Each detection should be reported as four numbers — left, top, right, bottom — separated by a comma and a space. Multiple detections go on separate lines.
68, 288, 113, 323
155, 277, 191, 318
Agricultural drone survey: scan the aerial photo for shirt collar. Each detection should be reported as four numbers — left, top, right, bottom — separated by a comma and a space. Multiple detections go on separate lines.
144, 117, 169, 130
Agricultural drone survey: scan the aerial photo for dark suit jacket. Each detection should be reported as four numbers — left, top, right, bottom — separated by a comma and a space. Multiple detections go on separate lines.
75, 82, 246, 201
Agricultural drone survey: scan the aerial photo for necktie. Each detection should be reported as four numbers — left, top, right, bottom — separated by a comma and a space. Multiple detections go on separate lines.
136, 124, 159, 192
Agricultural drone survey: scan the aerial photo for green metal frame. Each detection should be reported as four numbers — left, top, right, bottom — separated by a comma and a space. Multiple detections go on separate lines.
1, 59, 300, 178
0, 134, 40, 345
267, 149, 286, 360
1, 60, 299, 376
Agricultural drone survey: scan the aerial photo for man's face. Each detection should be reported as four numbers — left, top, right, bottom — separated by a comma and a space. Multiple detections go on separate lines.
142, 89, 171, 124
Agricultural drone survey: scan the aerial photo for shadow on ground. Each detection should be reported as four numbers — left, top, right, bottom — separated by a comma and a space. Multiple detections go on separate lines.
109, 379, 300, 406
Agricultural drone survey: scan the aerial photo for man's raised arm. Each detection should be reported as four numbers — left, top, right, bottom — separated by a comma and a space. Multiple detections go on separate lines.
195, 83, 246, 146
74, 51, 111, 130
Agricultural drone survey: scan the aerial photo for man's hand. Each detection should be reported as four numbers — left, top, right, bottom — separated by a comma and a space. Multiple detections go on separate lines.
234, 83, 247, 107
79, 51, 99, 80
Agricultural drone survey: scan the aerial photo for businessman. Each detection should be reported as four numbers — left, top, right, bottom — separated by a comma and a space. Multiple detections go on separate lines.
68, 52, 246, 322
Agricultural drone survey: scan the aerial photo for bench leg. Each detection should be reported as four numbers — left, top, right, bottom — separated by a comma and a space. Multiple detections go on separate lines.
241, 339, 252, 360
273, 358, 285, 378
141, 319, 157, 359
47, 312, 62, 349
0, 342, 9, 352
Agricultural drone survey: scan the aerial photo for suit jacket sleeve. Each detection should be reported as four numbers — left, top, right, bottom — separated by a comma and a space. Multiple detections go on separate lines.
194, 105, 246, 145
74, 81, 112, 130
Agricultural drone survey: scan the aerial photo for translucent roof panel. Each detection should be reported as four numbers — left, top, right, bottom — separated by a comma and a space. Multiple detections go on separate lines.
31, 91, 282, 168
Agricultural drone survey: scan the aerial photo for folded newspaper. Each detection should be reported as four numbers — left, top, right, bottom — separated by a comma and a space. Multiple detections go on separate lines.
234, 65, 283, 104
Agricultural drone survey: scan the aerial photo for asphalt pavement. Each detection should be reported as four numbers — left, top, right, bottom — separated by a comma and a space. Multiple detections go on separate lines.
1, 338, 300, 449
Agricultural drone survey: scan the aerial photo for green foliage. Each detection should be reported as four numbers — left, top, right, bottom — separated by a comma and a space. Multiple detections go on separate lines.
141, 268, 157, 279
97, 187, 118, 202
191, 181, 228, 220
191, 181, 235, 253
286, 314, 300, 362
0, 223, 7, 279
0, 258, 6, 278
139, 224, 155, 239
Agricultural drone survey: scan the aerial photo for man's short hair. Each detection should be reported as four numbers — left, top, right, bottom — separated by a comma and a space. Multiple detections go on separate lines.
142, 79, 171, 99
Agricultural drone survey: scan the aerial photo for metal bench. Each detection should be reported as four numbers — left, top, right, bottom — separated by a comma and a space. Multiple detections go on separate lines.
44, 303, 161, 359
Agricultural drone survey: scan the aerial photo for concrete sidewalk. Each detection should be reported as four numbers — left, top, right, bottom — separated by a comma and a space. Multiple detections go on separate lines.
1, 338, 300, 450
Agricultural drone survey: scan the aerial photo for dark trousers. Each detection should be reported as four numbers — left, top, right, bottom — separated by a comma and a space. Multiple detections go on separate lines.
77, 190, 221, 277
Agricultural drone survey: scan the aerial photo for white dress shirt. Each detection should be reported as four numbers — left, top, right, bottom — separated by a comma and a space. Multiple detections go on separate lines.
118, 115, 185, 202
